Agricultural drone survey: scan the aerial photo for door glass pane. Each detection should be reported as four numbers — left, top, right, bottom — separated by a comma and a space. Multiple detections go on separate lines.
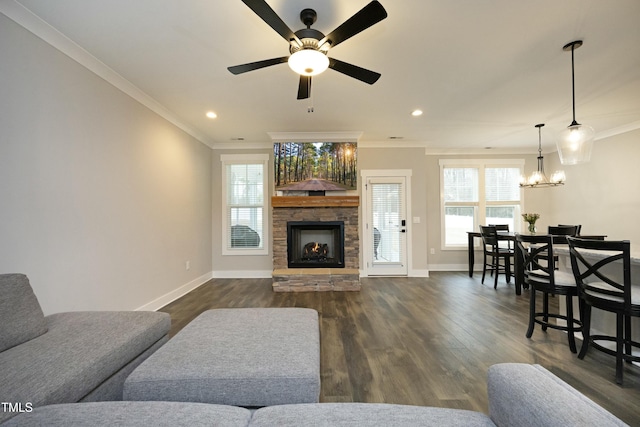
445, 206, 475, 245
371, 183, 402, 264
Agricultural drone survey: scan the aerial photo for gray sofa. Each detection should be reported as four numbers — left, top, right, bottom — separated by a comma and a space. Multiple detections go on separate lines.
0, 274, 171, 424
4, 363, 627, 426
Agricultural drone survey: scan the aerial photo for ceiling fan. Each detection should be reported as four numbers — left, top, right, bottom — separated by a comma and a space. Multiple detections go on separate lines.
227, 0, 387, 100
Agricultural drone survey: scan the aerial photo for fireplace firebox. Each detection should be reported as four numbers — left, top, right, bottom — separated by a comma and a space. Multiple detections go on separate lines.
287, 221, 345, 268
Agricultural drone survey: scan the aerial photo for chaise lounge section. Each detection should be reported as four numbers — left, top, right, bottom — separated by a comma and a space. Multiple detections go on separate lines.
0, 274, 171, 424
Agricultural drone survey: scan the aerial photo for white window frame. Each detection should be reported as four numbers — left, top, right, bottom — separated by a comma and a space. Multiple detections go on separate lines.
439, 159, 524, 250
221, 153, 269, 256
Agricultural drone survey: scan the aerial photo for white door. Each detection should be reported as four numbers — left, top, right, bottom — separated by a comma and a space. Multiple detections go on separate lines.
363, 175, 409, 276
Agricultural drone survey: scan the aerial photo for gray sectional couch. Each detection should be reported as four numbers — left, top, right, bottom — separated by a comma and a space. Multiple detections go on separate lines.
4, 364, 627, 426
0, 274, 170, 424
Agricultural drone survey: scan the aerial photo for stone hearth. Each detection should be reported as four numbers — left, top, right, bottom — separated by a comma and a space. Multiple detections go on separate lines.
272, 196, 360, 292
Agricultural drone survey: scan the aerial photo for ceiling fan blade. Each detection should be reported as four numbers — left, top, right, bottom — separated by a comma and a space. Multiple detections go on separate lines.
227, 57, 289, 74
320, 1, 387, 49
328, 58, 381, 84
297, 75, 311, 99
241, 0, 301, 45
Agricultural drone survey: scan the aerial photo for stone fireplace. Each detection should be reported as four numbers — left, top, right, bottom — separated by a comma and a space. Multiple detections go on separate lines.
272, 196, 360, 292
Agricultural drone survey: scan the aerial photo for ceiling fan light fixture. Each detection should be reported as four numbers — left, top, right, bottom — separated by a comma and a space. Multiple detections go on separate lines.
288, 49, 329, 76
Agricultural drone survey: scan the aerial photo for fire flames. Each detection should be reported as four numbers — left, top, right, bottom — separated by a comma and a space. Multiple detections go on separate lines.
303, 242, 329, 260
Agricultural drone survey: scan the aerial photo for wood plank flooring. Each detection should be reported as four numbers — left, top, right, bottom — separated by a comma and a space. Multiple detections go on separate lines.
159, 272, 640, 424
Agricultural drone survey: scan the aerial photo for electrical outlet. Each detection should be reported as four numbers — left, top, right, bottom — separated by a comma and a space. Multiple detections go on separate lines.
185, 260, 191, 270
430, 248, 435, 255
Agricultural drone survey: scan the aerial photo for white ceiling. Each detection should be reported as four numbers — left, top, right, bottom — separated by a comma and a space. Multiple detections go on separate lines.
4, 0, 640, 152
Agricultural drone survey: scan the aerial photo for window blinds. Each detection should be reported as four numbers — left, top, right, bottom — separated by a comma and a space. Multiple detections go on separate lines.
226, 164, 264, 249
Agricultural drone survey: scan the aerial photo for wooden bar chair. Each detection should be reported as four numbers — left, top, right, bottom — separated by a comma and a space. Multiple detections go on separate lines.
516, 234, 582, 353
567, 237, 640, 384
479, 225, 514, 289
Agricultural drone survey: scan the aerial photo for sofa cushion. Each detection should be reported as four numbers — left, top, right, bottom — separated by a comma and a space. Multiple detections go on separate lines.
487, 363, 626, 427
124, 308, 320, 407
2, 401, 251, 427
0, 311, 170, 423
0, 274, 48, 352
250, 403, 496, 426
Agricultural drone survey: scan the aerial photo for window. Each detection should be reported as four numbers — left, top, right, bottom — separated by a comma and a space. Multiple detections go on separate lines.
440, 159, 524, 249
221, 154, 269, 255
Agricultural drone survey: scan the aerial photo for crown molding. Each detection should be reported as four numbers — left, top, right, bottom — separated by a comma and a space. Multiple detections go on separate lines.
425, 147, 534, 155
0, 1, 213, 148
211, 141, 273, 150
595, 120, 640, 141
267, 131, 363, 143
357, 140, 429, 148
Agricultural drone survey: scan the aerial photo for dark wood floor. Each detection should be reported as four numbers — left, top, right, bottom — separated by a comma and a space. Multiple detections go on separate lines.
159, 272, 640, 424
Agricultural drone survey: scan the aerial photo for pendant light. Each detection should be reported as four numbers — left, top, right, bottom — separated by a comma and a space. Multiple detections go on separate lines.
520, 124, 566, 188
556, 40, 594, 165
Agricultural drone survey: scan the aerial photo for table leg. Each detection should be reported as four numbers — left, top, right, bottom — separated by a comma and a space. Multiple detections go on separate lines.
468, 233, 475, 277
514, 245, 523, 295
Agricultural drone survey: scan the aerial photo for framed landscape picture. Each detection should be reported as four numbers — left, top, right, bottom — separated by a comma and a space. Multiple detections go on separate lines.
274, 142, 357, 192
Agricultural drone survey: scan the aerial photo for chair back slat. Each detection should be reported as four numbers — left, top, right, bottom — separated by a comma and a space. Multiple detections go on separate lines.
489, 224, 509, 231
549, 225, 578, 236
559, 224, 582, 235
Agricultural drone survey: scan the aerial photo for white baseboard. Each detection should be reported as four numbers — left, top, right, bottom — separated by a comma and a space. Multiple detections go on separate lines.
410, 269, 430, 277
427, 264, 470, 271
211, 270, 272, 279
135, 271, 213, 312
360, 269, 430, 278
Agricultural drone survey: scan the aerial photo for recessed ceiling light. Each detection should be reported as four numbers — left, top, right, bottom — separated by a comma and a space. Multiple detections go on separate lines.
411, 109, 423, 117
206, 111, 217, 119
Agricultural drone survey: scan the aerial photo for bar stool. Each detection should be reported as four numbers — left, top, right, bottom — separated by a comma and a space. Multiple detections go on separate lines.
567, 237, 640, 384
479, 225, 514, 289
516, 234, 582, 352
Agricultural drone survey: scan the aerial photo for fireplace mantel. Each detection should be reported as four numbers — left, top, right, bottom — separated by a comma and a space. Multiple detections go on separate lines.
271, 196, 359, 208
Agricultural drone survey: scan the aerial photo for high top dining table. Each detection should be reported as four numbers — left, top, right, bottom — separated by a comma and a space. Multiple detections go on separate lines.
467, 231, 606, 295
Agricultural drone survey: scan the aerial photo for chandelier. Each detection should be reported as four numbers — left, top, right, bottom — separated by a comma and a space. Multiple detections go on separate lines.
520, 124, 566, 188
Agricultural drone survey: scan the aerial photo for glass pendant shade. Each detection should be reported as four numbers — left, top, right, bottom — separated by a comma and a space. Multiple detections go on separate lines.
556, 123, 594, 165
288, 50, 329, 76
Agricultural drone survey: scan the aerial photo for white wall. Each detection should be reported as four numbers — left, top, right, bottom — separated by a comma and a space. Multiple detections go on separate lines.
0, 14, 213, 314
